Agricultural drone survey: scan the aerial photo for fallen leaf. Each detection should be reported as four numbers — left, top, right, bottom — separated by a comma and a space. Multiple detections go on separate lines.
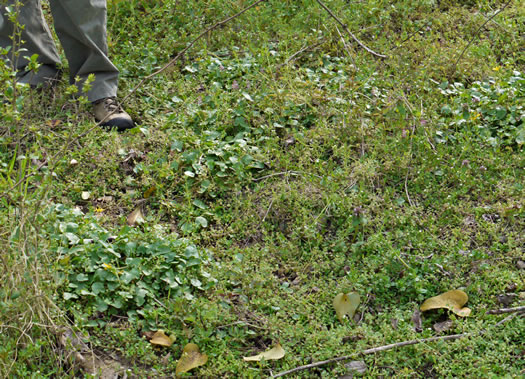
333, 292, 360, 322
345, 360, 367, 374
420, 290, 471, 317
81, 191, 90, 200
411, 307, 422, 333
149, 330, 175, 347
433, 320, 453, 333
496, 293, 516, 307
161, 352, 171, 366
176, 343, 208, 375
46, 119, 62, 128
143, 186, 156, 199
243, 343, 285, 362
127, 207, 144, 226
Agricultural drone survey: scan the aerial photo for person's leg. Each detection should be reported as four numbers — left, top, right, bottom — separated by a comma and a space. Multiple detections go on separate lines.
0, 0, 62, 86
49, 0, 133, 130
48, 0, 118, 102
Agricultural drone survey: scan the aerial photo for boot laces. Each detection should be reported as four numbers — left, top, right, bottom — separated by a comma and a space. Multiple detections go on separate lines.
97, 97, 123, 113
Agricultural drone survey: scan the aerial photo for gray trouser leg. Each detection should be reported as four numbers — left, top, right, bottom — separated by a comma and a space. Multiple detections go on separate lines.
0, 1, 62, 86
0, 0, 119, 101
49, 0, 118, 101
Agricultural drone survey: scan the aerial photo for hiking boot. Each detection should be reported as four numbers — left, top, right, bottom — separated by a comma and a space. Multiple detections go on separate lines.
93, 97, 134, 131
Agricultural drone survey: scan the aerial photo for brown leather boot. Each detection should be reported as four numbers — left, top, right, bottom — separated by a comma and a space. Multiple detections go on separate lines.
93, 97, 134, 131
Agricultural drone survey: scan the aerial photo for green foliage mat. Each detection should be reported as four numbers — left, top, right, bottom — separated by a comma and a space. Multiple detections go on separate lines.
1, 0, 524, 377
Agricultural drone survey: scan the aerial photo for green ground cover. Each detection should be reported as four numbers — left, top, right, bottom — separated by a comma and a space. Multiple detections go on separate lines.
1, 0, 524, 377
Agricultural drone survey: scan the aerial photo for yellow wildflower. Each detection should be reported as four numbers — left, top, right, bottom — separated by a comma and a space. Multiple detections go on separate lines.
102, 263, 113, 270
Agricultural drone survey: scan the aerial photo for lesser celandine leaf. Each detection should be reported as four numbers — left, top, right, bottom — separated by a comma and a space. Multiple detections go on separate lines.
333, 292, 361, 322
243, 343, 285, 362
176, 343, 208, 375
420, 290, 471, 317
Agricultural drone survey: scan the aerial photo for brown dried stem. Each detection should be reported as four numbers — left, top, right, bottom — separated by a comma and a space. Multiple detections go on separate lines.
314, 0, 386, 58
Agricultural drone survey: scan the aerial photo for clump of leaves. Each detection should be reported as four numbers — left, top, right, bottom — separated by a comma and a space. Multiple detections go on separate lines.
436, 70, 524, 147
48, 205, 214, 326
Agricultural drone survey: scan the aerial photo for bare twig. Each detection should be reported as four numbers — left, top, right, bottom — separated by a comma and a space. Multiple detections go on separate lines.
435, 263, 452, 277
486, 306, 525, 315
390, 20, 432, 51
252, 171, 299, 182
252, 170, 323, 182
357, 294, 371, 324
278, 39, 326, 69
262, 197, 275, 222
334, 25, 356, 67
453, 0, 513, 71
314, 0, 386, 58
272, 333, 467, 377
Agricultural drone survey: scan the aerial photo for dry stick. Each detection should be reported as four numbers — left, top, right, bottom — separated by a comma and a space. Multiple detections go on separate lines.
277, 39, 326, 69
486, 306, 525, 315
272, 333, 467, 378
453, 0, 513, 71
272, 312, 522, 378
0, 0, 268, 200
390, 20, 432, 51
314, 0, 386, 58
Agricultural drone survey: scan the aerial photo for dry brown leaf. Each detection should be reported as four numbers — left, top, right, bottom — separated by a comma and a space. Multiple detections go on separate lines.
127, 207, 144, 226
411, 307, 422, 333
176, 343, 208, 375
144, 186, 156, 199
433, 320, 454, 333
149, 330, 175, 347
46, 119, 62, 128
420, 290, 471, 317
243, 343, 285, 362
333, 292, 361, 322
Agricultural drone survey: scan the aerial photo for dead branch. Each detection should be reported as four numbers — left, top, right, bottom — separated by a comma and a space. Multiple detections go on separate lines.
314, 0, 386, 58
453, 0, 513, 71
486, 306, 525, 315
277, 39, 326, 69
272, 333, 467, 377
